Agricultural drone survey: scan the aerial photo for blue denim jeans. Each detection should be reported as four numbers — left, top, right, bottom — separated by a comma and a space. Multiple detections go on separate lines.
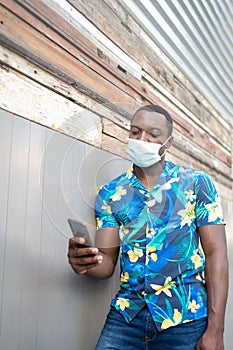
95, 306, 207, 350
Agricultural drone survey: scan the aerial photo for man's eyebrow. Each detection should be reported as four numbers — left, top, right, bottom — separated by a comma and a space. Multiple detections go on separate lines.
130, 125, 162, 132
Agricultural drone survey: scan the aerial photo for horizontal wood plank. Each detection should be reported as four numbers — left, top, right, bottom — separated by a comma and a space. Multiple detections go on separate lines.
0, 5, 138, 114
0, 67, 102, 146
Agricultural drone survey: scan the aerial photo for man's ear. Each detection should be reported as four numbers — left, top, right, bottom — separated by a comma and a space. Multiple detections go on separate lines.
166, 136, 174, 149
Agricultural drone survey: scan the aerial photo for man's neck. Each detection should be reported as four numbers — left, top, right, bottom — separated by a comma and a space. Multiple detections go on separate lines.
133, 159, 166, 191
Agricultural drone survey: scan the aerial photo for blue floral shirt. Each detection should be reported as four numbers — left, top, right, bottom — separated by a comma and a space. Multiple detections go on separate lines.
95, 161, 225, 331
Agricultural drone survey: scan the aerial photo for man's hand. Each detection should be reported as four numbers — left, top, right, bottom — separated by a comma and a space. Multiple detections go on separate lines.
196, 328, 224, 350
67, 237, 103, 275
68, 227, 120, 279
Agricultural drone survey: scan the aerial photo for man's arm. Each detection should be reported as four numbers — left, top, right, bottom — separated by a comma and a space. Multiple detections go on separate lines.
67, 227, 120, 279
196, 224, 229, 350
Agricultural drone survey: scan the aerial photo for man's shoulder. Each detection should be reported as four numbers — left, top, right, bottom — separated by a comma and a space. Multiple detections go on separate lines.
97, 167, 132, 194
168, 161, 209, 181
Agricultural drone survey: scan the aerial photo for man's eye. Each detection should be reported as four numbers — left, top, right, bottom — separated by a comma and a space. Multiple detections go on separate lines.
131, 130, 140, 135
150, 133, 160, 138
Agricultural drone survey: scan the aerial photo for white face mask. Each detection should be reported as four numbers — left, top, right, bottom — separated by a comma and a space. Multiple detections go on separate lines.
127, 137, 171, 168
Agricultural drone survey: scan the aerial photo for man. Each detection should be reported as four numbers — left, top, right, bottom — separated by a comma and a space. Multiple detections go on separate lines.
68, 105, 228, 350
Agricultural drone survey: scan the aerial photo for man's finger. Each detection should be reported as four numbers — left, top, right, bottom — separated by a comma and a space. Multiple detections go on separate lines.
69, 237, 86, 247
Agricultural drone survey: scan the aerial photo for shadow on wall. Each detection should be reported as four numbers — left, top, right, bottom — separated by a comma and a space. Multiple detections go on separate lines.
221, 199, 233, 349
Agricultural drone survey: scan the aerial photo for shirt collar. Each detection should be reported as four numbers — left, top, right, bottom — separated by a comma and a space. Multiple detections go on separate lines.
126, 161, 178, 191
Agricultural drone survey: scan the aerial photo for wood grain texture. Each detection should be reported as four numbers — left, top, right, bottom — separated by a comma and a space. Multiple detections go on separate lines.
67, 0, 232, 139
0, 0, 232, 197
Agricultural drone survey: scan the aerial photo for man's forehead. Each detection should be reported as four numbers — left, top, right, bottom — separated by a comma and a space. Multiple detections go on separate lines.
131, 110, 168, 125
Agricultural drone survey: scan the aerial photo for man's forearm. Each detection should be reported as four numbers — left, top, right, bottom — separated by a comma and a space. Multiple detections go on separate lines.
205, 251, 229, 330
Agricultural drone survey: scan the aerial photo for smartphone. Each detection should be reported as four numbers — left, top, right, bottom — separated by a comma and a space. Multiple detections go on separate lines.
67, 218, 92, 247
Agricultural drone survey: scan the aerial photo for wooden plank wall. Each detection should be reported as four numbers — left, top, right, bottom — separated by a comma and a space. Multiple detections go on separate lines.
0, 0, 232, 195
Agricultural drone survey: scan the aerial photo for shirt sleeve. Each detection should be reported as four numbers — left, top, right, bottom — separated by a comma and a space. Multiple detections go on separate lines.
195, 172, 225, 227
95, 188, 120, 230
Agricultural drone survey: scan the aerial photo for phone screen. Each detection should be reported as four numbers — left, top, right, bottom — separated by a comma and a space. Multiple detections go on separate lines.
67, 219, 92, 247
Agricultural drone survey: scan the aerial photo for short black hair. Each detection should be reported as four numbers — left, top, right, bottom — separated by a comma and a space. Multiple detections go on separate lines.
132, 105, 173, 136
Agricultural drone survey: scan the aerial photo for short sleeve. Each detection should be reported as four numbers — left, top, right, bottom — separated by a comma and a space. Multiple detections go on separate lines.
95, 188, 120, 230
195, 172, 225, 227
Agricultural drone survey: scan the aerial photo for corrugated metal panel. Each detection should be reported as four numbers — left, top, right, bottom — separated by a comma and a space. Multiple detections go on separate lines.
120, 0, 233, 121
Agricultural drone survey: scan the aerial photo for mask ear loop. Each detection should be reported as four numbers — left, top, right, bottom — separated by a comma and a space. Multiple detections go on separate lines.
161, 135, 172, 147
160, 148, 167, 159
160, 135, 172, 159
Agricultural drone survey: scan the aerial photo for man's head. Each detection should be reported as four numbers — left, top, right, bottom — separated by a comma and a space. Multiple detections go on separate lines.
129, 104, 173, 146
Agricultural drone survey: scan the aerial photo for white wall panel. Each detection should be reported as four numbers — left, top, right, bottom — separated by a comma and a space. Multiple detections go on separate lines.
0, 110, 129, 349
0, 115, 31, 350
17, 122, 47, 350
0, 111, 13, 348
